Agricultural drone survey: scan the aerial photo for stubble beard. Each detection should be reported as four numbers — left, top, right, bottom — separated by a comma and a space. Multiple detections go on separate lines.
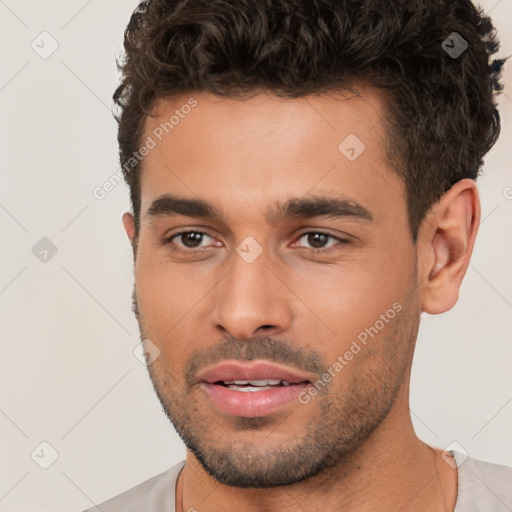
134, 287, 419, 488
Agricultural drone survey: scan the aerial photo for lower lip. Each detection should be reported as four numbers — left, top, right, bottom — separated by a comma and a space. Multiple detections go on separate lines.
200, 382, 310, 417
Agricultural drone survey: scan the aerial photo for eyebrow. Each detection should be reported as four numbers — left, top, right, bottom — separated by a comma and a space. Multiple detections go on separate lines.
145, 193, 373, 225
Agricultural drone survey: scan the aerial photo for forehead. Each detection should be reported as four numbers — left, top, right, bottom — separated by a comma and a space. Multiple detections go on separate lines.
138, 88, 404, 226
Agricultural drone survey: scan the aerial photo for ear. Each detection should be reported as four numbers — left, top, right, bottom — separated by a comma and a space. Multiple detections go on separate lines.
122, 211, 137, 256
417, 179, 480, 314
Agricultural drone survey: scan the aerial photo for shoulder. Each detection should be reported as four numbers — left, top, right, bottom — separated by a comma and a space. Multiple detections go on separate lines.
79, 460, 185, 512
453, 450, 512, 511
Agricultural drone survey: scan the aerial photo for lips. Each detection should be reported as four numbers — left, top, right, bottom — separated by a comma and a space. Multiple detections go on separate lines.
197, 361, 312, 385
197, 361, 313, 417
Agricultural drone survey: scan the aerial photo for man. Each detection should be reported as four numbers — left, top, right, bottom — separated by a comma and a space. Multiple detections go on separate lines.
83, 0, 511, 510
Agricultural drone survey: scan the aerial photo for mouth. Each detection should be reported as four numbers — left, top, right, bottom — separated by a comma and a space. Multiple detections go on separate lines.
197, 361, 313, 417
197, 360, 312, 385
214, 379, 300, 391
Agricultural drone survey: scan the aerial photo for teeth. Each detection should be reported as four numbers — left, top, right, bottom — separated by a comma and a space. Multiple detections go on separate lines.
223, 379, 292, 390
227, 385, 273, 392
249, 379, 273, 386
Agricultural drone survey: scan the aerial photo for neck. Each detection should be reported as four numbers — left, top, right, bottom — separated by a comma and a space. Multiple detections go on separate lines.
175, 380, 458, 512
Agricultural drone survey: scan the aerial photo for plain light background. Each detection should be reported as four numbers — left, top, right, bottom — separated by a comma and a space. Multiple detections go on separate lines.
0, 1, 511, 511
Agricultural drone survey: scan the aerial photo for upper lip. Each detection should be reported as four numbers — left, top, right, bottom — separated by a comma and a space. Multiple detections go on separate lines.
197, 361, 312, 384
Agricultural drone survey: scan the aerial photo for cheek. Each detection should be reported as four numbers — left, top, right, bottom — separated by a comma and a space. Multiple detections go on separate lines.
135, 243, 200, 321
133, 249, 217, 372
288, 250, 414, 352
135, 266, 193, 375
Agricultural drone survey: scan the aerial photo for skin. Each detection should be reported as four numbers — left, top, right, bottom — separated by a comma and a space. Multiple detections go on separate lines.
122, 87, 480, 512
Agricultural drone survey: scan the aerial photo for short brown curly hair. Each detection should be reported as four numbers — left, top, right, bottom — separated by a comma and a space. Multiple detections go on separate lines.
113, 0, 504, 242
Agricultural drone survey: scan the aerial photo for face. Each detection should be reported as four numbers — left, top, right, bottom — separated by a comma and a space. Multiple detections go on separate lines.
125, 88, 422, 487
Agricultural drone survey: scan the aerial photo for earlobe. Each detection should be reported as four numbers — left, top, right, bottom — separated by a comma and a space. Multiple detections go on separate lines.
419, 180, 480, 315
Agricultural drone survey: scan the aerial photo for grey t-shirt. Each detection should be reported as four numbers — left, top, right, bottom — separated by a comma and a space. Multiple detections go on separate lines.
81, 450, 512, 511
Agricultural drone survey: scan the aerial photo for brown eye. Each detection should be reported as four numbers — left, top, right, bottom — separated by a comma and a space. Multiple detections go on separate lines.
295, 232, 347, 251
168, 231, 212, 249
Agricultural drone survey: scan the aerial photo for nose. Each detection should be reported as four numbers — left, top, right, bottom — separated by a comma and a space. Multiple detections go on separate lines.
213, 248, 293, 340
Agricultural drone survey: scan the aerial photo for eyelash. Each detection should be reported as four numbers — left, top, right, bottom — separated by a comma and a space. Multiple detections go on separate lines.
164, 230, 349, 254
